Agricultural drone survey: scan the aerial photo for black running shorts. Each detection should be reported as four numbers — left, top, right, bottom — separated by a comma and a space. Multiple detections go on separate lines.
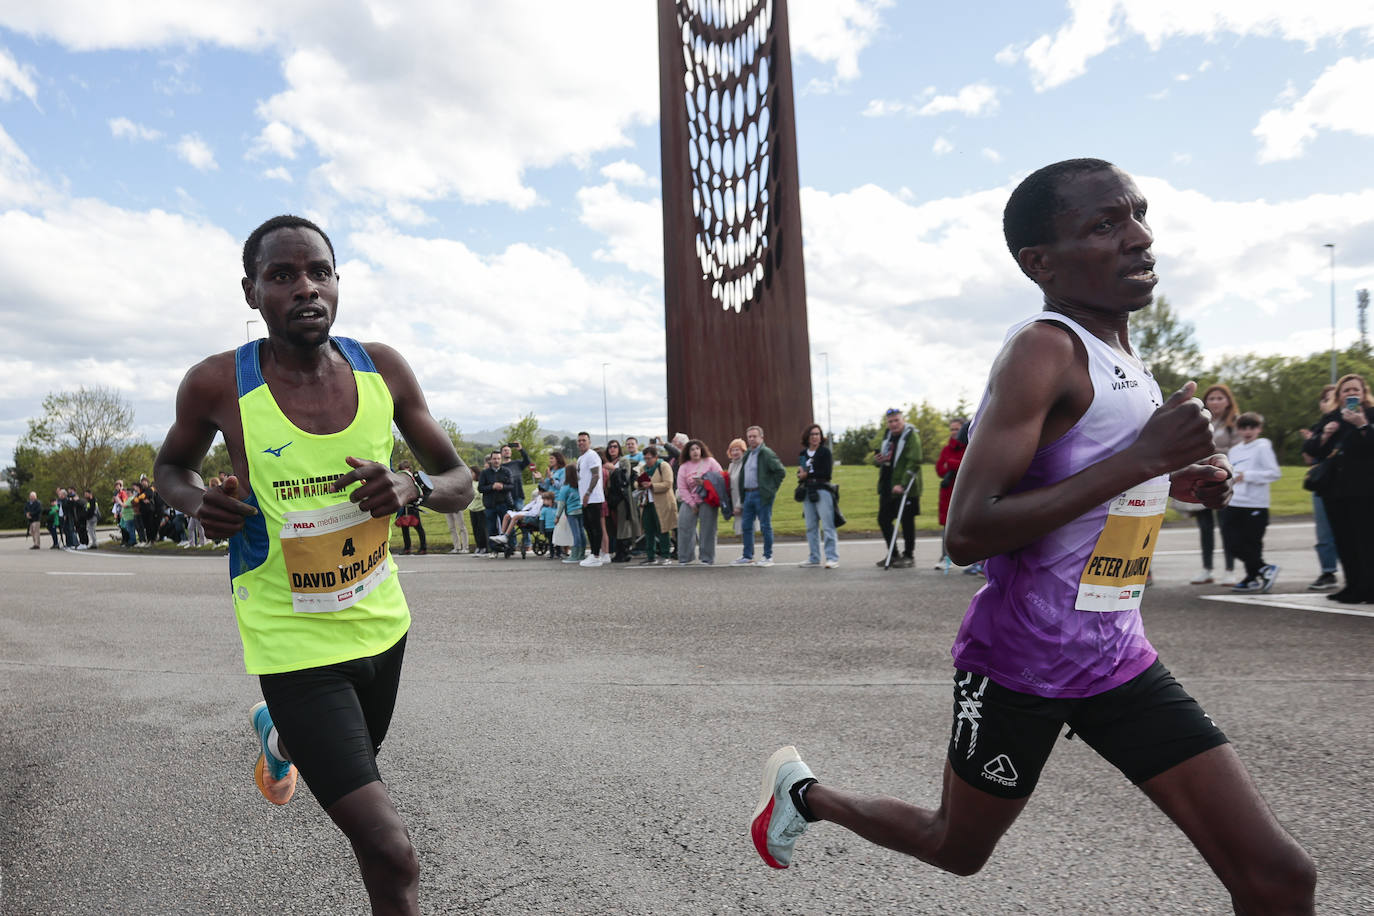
258, 632, 408, 810
946, 659, 1228, 800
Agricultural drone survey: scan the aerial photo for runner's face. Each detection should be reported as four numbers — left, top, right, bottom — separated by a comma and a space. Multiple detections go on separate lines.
1040, 168, 1157, 314
243, 227, 338, 347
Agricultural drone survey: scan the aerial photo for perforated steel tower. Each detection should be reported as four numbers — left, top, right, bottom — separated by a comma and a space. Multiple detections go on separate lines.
657, 0, 813, 455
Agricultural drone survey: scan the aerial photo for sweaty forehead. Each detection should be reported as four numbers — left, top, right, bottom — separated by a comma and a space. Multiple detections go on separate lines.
1057, 167, 1143, 217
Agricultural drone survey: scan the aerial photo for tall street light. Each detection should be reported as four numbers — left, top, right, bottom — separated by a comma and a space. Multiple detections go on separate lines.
819, 351, 832, 438
1325, 243, 1336, 384
246, 319, 259, 341
601, 362, 610, 444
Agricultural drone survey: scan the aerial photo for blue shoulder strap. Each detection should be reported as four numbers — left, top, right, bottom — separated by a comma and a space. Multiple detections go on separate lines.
334, 337, 378, 373
235, 340, 266, 397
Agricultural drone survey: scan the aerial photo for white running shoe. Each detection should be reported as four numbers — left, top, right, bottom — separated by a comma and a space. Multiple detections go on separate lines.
823, 559, 839, 569
1258, 563, 1280, 594
598, 553, 611, 564
798, 560, 821, 568
1189, 570, 1214, 585
750, 745, 816, 869
730, 557, 753, 566
579, 555, 603, 567
755, 557, 774, 568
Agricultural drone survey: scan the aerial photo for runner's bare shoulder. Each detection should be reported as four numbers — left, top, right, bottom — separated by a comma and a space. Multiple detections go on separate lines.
176, 350, 239, 416
986, 319, 1084, 410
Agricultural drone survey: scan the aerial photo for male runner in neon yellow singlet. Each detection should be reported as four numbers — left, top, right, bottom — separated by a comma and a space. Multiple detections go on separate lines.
155, 215, 473, 916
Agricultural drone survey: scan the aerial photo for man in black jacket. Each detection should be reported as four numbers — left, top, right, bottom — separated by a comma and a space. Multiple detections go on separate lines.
477, 450, 516, 549
500, 442, 532, 549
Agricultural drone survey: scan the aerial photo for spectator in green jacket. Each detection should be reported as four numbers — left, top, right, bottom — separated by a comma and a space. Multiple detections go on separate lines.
875, 407, 923, 567
731, 425, 787, 567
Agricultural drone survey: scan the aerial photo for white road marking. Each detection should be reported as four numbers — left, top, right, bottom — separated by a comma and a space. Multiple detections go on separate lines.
46, 571, 135, 576
1201, 594, 1374, 619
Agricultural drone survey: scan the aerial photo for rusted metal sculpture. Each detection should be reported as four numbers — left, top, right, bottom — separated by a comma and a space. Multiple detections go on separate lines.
657, 0, 813, 456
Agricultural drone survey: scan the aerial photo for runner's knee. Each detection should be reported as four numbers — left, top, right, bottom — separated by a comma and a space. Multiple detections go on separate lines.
354, 825, 419, 884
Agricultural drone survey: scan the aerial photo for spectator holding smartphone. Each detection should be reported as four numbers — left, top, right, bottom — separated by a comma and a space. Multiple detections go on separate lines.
1302, 373, 1374, 604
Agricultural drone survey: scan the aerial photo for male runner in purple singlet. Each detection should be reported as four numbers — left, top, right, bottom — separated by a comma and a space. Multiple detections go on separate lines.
750, 159, 1315, 915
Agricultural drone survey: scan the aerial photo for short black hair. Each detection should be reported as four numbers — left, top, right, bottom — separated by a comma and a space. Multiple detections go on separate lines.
1236, 412, 1264, 429
242, 215, 336, 278
1003, 158, 1116, 262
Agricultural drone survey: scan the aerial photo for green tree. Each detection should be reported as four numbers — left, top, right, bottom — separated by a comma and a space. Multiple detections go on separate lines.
904, 401, 948, 464
391, 417, 466, 470
833, 424, 879, 465
21, 387, 136, 494
1131, 295, 1202, 394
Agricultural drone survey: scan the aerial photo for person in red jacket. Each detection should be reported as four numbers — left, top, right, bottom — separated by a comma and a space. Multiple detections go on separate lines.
934, 417, 967, 569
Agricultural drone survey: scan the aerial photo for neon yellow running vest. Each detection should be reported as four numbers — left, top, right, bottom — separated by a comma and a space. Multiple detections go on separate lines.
230, 337, 409, 674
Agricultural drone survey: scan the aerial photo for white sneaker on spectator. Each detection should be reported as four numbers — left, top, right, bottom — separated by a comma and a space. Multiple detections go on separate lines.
756, 557, 774, 568
798, 560, 820, 568
598, 552, 611, 564
579, 555, 602, 567
1189, 569, 1214, 585
730, 557, 753, 566
823, 559, 839, 569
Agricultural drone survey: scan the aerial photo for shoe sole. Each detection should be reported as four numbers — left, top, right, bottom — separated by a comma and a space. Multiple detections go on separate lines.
751, 746, 801, 869
249, 701, 297, 806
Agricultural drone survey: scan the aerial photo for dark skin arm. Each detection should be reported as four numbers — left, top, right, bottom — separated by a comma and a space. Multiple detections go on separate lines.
945, 321, 1231, 566
328, 342, 473, 514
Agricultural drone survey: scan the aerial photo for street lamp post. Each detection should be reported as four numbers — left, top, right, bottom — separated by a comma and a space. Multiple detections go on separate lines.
246, 319, 259, 342
819, 351, 832, 437
1325, 243, 1336, 384
601, 362, 610, 443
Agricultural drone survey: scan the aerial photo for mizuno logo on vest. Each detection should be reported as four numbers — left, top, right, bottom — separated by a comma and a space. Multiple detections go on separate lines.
263, 441, 293, 457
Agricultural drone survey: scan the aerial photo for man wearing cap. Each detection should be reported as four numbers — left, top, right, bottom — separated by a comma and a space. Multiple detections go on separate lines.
875, 408, 922, 567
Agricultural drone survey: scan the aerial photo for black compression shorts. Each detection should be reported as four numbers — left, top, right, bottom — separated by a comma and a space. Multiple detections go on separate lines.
946, 659, 1228, 799
258, 632, 408, 809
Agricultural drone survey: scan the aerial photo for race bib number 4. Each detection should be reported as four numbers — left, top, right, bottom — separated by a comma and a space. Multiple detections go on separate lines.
279, 501, 393, 613
1075, 479, 1168, 613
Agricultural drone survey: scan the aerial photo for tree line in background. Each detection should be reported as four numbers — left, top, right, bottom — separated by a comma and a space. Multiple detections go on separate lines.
5, 299, 1369, 529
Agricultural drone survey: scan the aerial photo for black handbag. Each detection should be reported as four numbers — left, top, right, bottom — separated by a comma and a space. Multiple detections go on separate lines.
1302, 452, 1339, 495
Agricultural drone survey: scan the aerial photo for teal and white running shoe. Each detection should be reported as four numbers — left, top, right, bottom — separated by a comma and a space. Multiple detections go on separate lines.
750, 745, 816, 869
249, 701, 296, 805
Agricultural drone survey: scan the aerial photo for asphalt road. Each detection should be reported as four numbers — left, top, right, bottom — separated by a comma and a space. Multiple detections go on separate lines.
2, 522, 1370, 915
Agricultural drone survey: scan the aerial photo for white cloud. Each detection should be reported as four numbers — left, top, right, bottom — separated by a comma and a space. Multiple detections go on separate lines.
575, 182, 663, 280
863, 83, 999, 119
981, 147, 1002, 162
0, 46, 38, 103
261, 166, 291, 182
916, 83, 999, 117
1007, 1, 1374, 91
1254, 57, 1374, 162
249, 120, 299, 160
174, 134, 217, 171
598, 160, 656, 188
788, 0, 893, 83
108, 117, 162, 141
932, 136, 954, 156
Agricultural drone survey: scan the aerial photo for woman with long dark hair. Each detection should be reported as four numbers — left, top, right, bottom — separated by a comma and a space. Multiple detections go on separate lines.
1189, 383, 1240, 585
1302, 373, 1374, 603
797, 424, 838, 569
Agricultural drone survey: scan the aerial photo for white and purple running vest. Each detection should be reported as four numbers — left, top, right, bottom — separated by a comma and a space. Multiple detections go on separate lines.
952, 312, 1168, 699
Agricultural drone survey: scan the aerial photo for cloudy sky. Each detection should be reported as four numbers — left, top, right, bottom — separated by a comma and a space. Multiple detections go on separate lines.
1, 1, 1372, 465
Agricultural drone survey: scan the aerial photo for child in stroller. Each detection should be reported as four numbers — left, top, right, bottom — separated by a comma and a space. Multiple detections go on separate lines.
489, 492, 550, 558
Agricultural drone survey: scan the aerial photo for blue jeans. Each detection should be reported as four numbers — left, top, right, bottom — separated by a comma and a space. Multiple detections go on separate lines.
1312, 494, 1338, 573
803, 488, 839, 563
568, 512, 585, 556
740, 490, 774, 560
485, 506, 506, 538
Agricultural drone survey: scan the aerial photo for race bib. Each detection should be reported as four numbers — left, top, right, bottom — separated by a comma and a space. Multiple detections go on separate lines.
278, 501, 393, 613
1074, 479, 1168, 612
